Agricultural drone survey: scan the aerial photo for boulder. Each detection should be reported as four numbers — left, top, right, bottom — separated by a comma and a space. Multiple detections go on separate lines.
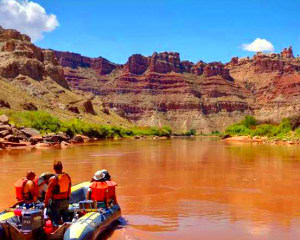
21, 128, 41, 138
0, 100, 10, 108
60, 141, 70, 148
43, 134, 69, 143
83, 100, 96, 115
2, 141, 29, 147
71, 134, 89, 143
29, 136, 43, 145
34, 142, 52, 149
22, 103, 38, 111
0, 124, 11, 131
4, 135, 23, 143
0, 130, 11, 137
0, 115, 9, 124
11, 128, 27, 140
102, 107, 110, 115
67, 106, 80, 114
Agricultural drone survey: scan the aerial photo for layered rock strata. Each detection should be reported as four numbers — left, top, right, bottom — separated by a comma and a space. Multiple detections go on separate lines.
54, 47, 300, 133
1, 26, 299, 133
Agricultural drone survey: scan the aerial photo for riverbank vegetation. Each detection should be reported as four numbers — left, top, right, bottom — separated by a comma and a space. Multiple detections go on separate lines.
0, 110, 173, 138
224, 116, 300, 141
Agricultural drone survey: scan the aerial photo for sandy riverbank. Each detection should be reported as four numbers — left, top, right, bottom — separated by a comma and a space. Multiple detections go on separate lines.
223, 136, 300, 145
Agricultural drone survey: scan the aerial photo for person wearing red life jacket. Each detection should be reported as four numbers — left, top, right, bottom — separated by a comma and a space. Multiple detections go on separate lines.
101, 169, 118, 205
15, 171, 38, 203
45, 160, 71, 226
86, 171, 108, 208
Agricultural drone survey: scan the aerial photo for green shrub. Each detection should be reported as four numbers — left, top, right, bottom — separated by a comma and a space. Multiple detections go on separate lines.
241, 115, 257, 128
211, 130, 221, 136
272, 118, 292, 136
295, 128, 300, 138
250, 124, 276, 137
2, 110, 173, 138
225, 124, 250, 136
8, 111, 62, 134
183, 129, 196, 136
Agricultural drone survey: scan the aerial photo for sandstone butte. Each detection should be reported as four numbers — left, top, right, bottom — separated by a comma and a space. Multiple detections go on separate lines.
0, 26, 300, 134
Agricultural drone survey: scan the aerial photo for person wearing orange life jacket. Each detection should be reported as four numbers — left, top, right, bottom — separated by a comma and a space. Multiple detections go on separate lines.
15, 171, 38, 203
45, 160, 71, 226
86, 171, 108, 208
101, 169, 118, 205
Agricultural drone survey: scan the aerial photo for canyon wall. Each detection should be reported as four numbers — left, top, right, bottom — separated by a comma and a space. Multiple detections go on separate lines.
1, 26, 299, 133
54, 47, 300, 133
0, 27, 130, 127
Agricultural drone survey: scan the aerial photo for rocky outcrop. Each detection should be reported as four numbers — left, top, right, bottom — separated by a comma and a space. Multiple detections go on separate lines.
83, 100, 96, 115
0, 100, 10, 108
0, 28, 69, 89
0, 114, 94, 149
54, 51, 118, 75
0, 27, 131, 134
67, 106, 80, 114
149, 52, 182, 73
192, 61, 232, 80
125, 54, 149, 75
281, 46, 294, 59
226, 47, 300, 124
22, 102, 38, 111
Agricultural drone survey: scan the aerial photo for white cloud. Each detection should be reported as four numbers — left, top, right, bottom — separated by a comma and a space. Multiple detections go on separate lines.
242, 38, 274, 52
0, 0, 59, 42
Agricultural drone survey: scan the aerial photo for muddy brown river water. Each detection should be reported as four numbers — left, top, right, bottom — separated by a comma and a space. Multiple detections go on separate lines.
1, 137, 300, 239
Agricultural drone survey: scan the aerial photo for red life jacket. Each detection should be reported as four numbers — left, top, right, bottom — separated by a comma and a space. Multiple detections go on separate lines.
106, 181, 117, 203
15, 178, 28, 201
89, 181, 108, 202
52, 173, 71, 200
15, 178, 38, 201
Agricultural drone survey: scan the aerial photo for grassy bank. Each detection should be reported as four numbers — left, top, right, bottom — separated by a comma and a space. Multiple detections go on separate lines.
0, 110, 172, 138
224, 116, 300, 141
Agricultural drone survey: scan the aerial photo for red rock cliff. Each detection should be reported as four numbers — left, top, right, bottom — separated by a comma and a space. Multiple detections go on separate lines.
0, 27, 69, 89
54, 46, 300, 133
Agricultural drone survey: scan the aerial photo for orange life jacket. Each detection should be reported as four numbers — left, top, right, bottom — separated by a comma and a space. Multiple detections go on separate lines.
15, 178, 37, 202
52, 173, 71, 200
89, 181, 108, 202
106, 181, 117, 203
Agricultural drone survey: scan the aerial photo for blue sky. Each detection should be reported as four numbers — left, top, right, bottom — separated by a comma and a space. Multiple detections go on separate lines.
2, 0, 299, 64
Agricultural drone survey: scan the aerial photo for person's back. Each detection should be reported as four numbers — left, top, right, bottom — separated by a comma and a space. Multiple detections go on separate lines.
15, 171, 37, 203
50, 173, 71, 200
45, 161, 71, 226
105, 180, 117, 204
89, 181, 108, 202
101, 169, 118, 205
87, 171, 108, 208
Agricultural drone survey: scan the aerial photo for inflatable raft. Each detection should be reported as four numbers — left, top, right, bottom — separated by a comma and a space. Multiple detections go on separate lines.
0, 181, 121, 240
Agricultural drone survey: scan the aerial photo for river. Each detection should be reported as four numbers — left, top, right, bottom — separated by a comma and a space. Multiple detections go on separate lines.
1, 137, 300, 239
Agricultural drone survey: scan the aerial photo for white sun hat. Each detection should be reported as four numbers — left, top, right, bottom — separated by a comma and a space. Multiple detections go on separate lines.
100, 169, 109, 174
93, 170, 105, 181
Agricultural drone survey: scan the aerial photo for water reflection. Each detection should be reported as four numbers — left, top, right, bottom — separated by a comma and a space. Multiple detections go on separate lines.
1, 138, 300, 239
